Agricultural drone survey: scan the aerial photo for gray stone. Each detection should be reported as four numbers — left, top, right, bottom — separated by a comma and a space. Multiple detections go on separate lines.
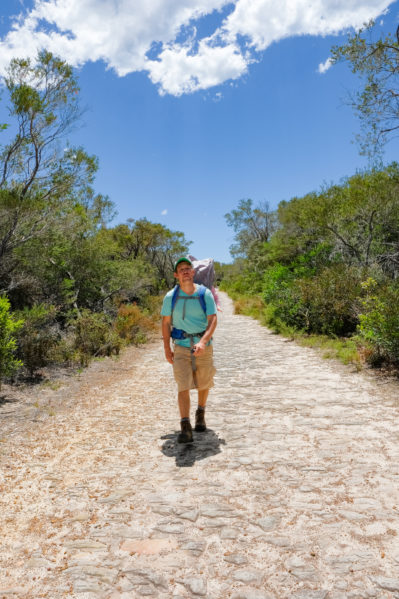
291, 592, 328, 599
224, 553, 248, 565
73, 579, 103, 593
287, 557, 319, 582
263, 536, 291, 548
175, 508, 199, 522
146, 571, 168, 590
180, 540, 206, 556
123, 568, 167, 590
238, 456, 253, 465
328, 557, 352, 576
291, 566, 319, 581
136, 585, 156, 596
183, 577, 207, 596
154, 521, 184, 534
65, 565, 118, 585
65, 539, 107, 551
200, 503, 235, 518
371, 577, 399, 592
231, 591, 274, 599
201, 518, 230, 528
232, 569, 263, 584
353, 497, 382, 510
26, 557, 52, 568
151, 504, 173, 516
99, 489, 132, 503
256, 516, 279, 531
221, 526, 240, 539
340, 510, 369, 521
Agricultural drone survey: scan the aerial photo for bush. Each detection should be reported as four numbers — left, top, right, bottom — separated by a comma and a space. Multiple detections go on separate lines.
220, 270, 263, 296
0, 296, 23, 388
115, 302, 158, 345
262, 263, 363, 335
358, 279, 399, 365
73, 310, 122, 366
15, 304, 60, 377
262, 263, 306, 330
296, 265, 363, 336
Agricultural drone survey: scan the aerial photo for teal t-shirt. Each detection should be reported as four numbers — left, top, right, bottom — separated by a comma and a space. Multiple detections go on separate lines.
161, 285, 216, 348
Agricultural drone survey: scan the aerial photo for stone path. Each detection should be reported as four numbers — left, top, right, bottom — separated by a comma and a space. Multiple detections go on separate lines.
1, 292, 399, 598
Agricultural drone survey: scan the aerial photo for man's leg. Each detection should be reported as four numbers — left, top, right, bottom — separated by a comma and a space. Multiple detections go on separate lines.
198, 388, 209, 408
178, 390, 190, 418
195, 388, 209, 432
177, 389, 193, 443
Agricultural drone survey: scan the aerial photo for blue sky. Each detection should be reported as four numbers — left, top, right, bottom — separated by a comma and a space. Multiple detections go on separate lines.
1, 0, 399, 263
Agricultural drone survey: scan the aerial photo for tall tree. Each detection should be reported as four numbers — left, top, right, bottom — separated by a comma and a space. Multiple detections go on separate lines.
110, 219, 191, 288
0, 51, 100, 293
331, 21, 399, 157
225, 199, 276, 259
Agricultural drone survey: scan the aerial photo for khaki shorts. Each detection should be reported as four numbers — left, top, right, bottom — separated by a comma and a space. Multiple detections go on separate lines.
173, 344, 216, 392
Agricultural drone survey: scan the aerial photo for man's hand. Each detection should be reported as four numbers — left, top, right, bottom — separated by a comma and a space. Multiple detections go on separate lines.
193, 340, 206, 356
164, 346, 174, 364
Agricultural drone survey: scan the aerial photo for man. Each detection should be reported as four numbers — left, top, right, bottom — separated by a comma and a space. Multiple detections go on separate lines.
161, 257, 217, 443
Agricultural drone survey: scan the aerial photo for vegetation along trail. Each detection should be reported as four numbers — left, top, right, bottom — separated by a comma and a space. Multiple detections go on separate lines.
1, 292, 399, 599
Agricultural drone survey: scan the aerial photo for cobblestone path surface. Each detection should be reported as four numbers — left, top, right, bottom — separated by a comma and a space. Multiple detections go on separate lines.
1, 292, 399, 599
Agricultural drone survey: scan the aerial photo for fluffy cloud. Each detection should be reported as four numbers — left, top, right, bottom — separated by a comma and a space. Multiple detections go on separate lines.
0, 0, 394, 95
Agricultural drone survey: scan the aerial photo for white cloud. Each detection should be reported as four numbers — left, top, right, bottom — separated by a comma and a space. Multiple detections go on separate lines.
0, 0, 394, 96
318, 57, 333, 74
161, 209, 168, 215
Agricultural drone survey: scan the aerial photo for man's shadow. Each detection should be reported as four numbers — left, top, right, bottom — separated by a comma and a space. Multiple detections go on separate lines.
161, 429, 226, 468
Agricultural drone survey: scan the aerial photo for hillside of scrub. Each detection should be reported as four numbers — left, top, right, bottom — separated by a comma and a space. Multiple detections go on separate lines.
221, 170, 399, 372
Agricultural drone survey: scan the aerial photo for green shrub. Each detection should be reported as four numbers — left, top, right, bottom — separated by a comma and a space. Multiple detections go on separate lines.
297, 264, 363, 336
47, 334, 80, 367
262, 263, 363, 335
15, 304, 60, 376
358, 278, 399, 365
0, 296, 23, 388
262, 264, 306, 330
220, 271, 263, 296
73, 310, 122, 366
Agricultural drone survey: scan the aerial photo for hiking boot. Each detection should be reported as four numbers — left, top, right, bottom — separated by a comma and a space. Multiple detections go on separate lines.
194, 408, 206, 432
178, 419, 193, 443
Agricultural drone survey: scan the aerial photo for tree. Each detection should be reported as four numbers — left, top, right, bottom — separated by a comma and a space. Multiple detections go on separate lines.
225, 199, 276, 259
110, 219, 191, 288
0, 296, 23, 388
331, 21, 399, 157
276, 165, 399, 275
0, 51, 100, 294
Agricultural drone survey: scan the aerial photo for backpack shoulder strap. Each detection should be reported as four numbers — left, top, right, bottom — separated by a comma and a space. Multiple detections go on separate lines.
197, 284, 207, 315
171, 285, 180, 313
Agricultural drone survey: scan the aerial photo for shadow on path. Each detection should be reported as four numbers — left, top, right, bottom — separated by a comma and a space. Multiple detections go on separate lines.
0, 395, 18, 407
161, 429, 226, 468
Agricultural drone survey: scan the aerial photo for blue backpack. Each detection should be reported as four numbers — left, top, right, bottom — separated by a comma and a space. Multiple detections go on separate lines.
170, 284, 207, 340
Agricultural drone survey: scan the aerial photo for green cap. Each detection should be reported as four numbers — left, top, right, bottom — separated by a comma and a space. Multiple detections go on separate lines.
174, 257, 192, 272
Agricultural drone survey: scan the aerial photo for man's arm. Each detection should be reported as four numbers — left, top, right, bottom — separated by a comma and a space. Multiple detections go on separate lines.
162, 315, 174, 364
193, 313, 217, 355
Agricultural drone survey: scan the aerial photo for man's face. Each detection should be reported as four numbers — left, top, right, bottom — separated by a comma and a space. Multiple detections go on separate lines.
174, 262, 194, 284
